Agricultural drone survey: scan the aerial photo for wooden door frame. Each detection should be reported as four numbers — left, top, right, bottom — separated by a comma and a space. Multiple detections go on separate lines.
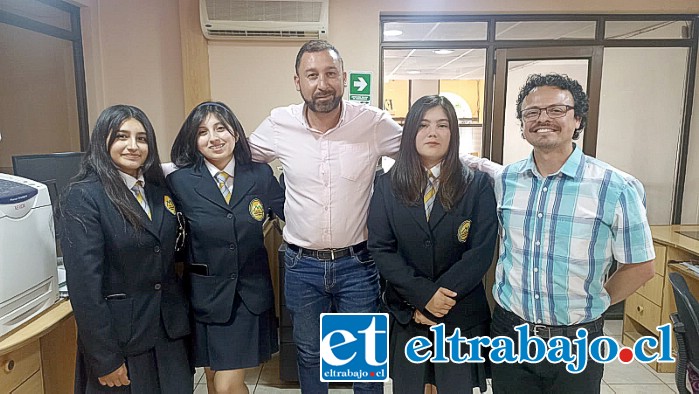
490, 46, 604, 164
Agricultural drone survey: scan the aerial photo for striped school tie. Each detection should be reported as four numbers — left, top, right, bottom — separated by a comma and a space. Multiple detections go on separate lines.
215, 171, 231, 204
132, 181, 151, 220
424, 169, 436, 221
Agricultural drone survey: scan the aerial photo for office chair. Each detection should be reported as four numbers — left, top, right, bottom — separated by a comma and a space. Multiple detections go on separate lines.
669, 272, 699, 394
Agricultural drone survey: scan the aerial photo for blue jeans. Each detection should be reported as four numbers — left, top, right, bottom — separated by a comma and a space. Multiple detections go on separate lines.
284, 246, 383, 394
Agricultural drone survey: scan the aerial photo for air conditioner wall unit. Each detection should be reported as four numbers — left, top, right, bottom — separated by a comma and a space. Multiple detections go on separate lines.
200, 0, 328, 41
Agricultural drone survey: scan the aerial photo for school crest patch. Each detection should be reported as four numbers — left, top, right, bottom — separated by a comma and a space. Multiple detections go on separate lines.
164, 195, 176, 215
457, 220, 471, 243
249, 198, 265, 221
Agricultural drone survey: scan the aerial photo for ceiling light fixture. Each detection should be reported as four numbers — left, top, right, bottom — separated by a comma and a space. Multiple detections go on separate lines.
406, 70, 421, 75
384, 29, 403, 36
433, 49, 454, 55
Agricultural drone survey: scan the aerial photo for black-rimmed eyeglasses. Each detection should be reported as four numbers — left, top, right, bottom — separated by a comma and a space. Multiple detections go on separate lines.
521, 105, 574, 121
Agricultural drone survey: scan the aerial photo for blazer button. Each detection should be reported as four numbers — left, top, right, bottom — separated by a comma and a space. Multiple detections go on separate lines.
227, 213, 233, 219
424, 240, 432, 248
230, 273, 238, 280
229, 244, 236, 250
154, 246, 160, 253
154, 283, 161, 290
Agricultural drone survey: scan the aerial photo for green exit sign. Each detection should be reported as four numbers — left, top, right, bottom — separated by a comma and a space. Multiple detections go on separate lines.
348, 71, 371, 104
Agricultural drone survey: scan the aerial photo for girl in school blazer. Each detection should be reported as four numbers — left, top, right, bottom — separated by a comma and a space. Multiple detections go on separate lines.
167, 102, 284, 394
368, 95, 498, 394
58, 105, 191, 393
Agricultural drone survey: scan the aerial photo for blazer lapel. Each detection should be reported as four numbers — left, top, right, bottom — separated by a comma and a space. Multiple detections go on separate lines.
144, 183, 165, 240
123, 182, 159, 239
406, 203, 431, 236
193, 164, 233, 213
428, 199, 447, 230
228, 165, 255, 210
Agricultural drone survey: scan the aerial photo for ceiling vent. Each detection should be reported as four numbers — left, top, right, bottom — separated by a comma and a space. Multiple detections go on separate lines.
200, 0, 328, 41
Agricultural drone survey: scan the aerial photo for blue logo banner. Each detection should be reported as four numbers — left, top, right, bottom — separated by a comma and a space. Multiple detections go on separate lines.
320, 313, 389, 382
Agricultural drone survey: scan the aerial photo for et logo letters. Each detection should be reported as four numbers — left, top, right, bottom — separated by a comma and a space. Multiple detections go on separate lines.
320, 313, 389, 382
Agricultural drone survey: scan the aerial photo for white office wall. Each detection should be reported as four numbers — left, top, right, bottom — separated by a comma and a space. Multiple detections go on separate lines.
682, 49, 699, 224
208, 42, 301, 135
0, 23, 80, 173
596, 47, 688, 225
75, 0, 185, 160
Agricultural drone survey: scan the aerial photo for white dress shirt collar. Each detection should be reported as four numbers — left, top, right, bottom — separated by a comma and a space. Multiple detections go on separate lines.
297, 101, 347, 135
118, 171, 145, 190
204, 158, 236, 179
425, 163, 441, 179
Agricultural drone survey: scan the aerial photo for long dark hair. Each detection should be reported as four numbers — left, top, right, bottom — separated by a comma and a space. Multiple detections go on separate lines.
391, 95, 471, 211
60, 105, 165, 229
170, 101, 252, 168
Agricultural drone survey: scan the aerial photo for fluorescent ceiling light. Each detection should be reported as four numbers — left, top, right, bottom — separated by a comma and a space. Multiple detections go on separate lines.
433, 49, 454, 55
406, 70, 421, 75
384, 29, 403, 36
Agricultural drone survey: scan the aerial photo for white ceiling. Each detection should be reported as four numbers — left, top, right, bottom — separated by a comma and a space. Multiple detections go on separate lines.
383, 20, 689, 81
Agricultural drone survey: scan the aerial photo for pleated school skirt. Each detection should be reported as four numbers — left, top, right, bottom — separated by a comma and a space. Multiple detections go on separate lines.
74, 333, 192, 393
389, 317, 491, 394
192, 293, 279, 371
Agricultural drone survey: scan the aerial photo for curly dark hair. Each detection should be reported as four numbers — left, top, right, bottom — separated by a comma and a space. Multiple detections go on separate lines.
515, 73, 588, 139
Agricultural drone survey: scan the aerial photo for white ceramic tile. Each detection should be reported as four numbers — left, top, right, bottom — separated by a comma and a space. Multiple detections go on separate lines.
193, 383, 208, 394
245, 365, 263, 385
194, 367, 205, 386
604, 320, 623, 337
194, 379, 255, 392
666, 383, 680, 393
473, 384, 493, 393
600, 383, 615, 394
603, 360, 664, 384
654, 371, 677, 385
607, 384, 674, 393
255, 388, 304, 393
383, 382, 393, 393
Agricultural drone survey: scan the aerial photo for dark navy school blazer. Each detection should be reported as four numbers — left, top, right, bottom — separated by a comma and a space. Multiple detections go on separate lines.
166, 161, 284, 323
368, 169, 498, 328
60, 175, 190, 378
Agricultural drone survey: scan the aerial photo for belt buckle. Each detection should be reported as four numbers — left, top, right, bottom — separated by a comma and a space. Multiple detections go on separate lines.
316, 248, 335, 260
532, 324, 551, 338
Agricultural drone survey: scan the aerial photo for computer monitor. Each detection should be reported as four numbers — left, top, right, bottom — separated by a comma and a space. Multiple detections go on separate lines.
12, 152, 84, 199
12, 152, 84, 257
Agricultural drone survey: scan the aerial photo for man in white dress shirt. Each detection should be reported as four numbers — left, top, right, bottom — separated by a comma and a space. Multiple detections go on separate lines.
249, 40, 401, 393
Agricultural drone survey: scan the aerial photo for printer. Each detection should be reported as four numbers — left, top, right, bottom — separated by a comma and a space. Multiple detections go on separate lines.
0, 173, 59, 337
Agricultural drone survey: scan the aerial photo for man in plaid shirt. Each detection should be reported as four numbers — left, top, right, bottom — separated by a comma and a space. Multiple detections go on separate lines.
465, 73, 655, 393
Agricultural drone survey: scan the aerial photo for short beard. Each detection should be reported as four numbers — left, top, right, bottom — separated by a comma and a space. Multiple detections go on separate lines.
302, 93, 342, 114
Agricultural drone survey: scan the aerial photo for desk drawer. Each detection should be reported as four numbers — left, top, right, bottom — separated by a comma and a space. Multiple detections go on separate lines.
653, 243, 667, 276
625, 292, 661, 333
636, 273, 664, 306
11, 370, 44, 394
0, 341, 41, 393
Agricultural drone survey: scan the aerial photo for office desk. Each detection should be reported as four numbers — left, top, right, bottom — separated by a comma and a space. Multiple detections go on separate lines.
623, 225, 699, 373
0, 299, 76, 393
